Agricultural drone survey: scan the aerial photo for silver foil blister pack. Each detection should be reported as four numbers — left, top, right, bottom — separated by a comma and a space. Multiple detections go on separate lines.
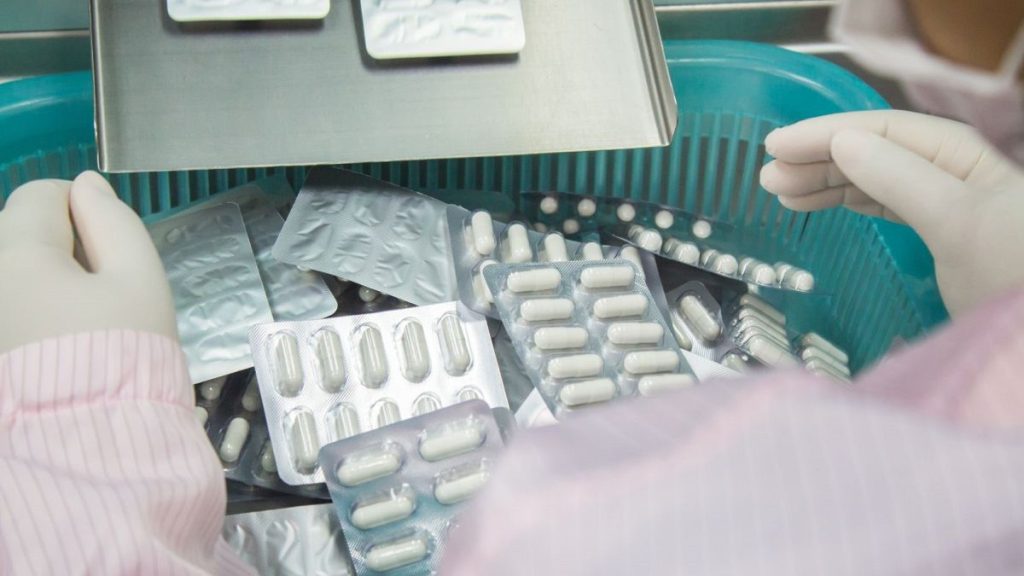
359, 0, 525, 60
249, 301, 509, 485
149, 203, 273, 383
273, 168, 455, 306
320, 400, 504, 575
223, 504, 353, 575
484, 260, 695, 417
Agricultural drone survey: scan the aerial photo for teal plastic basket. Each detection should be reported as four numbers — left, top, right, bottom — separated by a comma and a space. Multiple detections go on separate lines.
0, 41, 946, 372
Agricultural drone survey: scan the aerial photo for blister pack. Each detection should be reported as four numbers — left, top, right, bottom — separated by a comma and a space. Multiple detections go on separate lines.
483, 260, 695, 417
195, 372, 328, 498
359, 0, 525, 60
447, 205, 641, 318
797, 332, 851, 381
223, 504, 354, 576
168, 0, 330, 22
273, 168, 456, 306
249, 301, 509, 485
320, 400, 504, 575
149, 203, 273, 383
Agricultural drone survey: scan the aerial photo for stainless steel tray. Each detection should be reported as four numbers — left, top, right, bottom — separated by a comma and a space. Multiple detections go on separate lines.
89, 0, 677, 172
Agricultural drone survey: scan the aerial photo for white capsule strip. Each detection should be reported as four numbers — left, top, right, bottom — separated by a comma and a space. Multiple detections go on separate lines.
669, 241, 700, 265
593, 293, 648, 319
397, 320, 431, 383
271, 334, 304, 397
580, 242, 605, 261
314, 328, 346, 393
638, 373, 695, 396
439, 314, 473, 376
419, 426, 485, 462
435, 468, 490, 505
801, 332, 849, 364
357, 325, 389, 388
469, 211, 496, 256
709, 253, 738, 276
801, 347, 851, 376
623, 350, 680, 375
747, 334, 800, 368
541, 233, 569, 262
679, 295, 723, 342
502, 223, 533, 263
219, 417, 249, 463
327, 403, 361, 441
607, 322, 664, 346
617, 246, 642, 269
352, 493, 416, 530
533, 327, 588, 351
580, 266, 635, 289
558, 378, 616, 407
737, 296, 787, 326
365, 535, 429, 573
546, 354, 603, 379
520, 298, 574, 323
507, 268, 562, 293
288, 409, 321, 474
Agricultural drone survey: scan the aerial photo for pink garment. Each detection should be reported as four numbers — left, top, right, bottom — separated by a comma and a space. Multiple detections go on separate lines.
0, 330, 252, 575
442, 287, 1024, 575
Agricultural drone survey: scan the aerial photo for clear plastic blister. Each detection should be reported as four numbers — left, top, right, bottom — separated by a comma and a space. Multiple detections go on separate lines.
168, 0, 330, 23
797, 332, 851, 381
483, 260, 695, 417
222, 504, 354, 576
272, 168, 456, 306
149, 203, 273, 383
320, 400, 504, 575
249, 302, 509, 485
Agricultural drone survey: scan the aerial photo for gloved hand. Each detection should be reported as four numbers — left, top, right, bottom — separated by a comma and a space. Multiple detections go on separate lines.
759, 110, 1024, 317
0, 171, 177, 354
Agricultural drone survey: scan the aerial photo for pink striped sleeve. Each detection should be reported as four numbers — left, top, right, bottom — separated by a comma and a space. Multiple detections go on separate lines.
0, 330, 254, 575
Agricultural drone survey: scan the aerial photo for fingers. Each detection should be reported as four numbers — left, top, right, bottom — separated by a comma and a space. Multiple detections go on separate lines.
69, 171, 164, 277
760, 159, 850, 196
0, 179, 75, 254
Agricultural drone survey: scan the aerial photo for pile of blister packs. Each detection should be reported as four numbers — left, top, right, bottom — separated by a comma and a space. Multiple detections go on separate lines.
151, 167, 851, 574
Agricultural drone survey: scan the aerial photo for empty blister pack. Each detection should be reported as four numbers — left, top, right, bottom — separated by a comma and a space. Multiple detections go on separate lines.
273, 168, 456, 306
149, 203, 273, 383
249, 301, 509, 485
360, 0, 525, 60
196, 372, 328, 498
484, 260, 695, 417
223, 504, 354, 576
168, 0, 330, 22
320, 400, 504, 575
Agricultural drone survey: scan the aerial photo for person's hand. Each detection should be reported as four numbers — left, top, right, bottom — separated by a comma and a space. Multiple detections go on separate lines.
760, 110, 1024, 317
0, 171, 177, 354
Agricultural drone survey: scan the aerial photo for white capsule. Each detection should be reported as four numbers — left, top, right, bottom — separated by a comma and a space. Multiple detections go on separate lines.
337, 450, 402, 487
398, 320, 430, 382
272, 333, 304, 397
617, 245, 643, 269
654, 209, 675, 229
365, 535, 429, 573
540, 233, 569, 262
539, 195, 559, 215
806, 359, 851, 382
502, 223, 533, 263
679, 295, 723, 342
439, 314, 473, 376
801, 332, 849, 364
314, 329, 346, 393
288, 409, 321, 473
692, 219, 712, 239
738, 257, 760, 276
194, 406, 208, 427
472, 260, 496, 305
744, 262, 779, 286
747, 334, 800, 368
507, 267, 561, 293
709, 253, 739, 276
419, 426, 484, 462
623, 350, 680, 375
358, 286, 381, 303
562, 218, 581, 235
358, 325, 389, 388
413, 394, 441, 416
458, 387, 483, 402
801, 347, 851, 376
546, 354, 603, 379
700, 248, 720, 267
520, 298, 574, 322
327, 403, 361, 441
593, 293, 648, 319
667, 240, 701, 265
580, 242, 605, 261
721, 351, 750, 372
638, 373, 695, 396
533, 327, 588, 350
734, 315, 788, 343
669, 314, 695, 351
739, 294, 786, 325
218, 418, 249, 463
616, 203, 636, 222
374, 399, 401, 429
198, 377, 226, 401
736, 326, 791, 354
533, 222, 548, 233
435, 468, 490, 505
559, 378, 616, 407
580, 265, 635, 289
260, 442, 277, 473
577, 198, 597, 218
241, 379, 261, 412
774, 262, 795, 282
469, 211, 496, 256
629, 226, 663, 253
784, 269, 815, 292
607, 322, 664, 346
352, 493, 416, 530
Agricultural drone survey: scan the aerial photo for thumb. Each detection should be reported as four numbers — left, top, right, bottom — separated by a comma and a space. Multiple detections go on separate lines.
830, 129, 968, 240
